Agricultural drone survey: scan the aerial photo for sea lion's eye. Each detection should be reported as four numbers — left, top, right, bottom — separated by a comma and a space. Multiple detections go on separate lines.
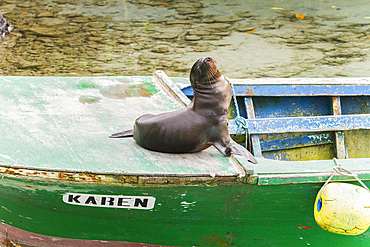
197, 67, 202, 76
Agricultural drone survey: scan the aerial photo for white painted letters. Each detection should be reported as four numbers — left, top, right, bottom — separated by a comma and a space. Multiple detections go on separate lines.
63, 193, 155, 210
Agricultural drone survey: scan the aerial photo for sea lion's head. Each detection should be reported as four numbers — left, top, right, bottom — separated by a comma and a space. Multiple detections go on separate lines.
190, 57, 222, 89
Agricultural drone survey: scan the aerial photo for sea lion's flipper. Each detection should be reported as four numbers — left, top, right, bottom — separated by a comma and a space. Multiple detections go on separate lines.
229, 140, 258, 164
212, 140, 258, 164
212, 142, 232, 157
109, 129, 134, 138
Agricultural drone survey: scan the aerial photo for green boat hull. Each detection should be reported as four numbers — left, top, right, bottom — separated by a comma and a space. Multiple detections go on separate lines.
1, 176, 369, 246
0, 75, 368, 246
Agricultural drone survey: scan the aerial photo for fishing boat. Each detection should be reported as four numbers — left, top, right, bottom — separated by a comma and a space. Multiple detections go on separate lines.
0, 72, 369, 246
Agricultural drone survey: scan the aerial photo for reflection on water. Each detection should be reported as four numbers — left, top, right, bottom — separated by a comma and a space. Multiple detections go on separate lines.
0, 0, 370, 78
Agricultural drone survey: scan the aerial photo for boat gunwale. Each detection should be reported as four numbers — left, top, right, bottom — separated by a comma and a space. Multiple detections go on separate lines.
0, 163, 245, 186
1, 157, 369, 186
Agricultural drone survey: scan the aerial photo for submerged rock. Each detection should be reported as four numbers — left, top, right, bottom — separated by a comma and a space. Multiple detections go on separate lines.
151, 45, 170, 53
38, 17, 68, 26
36, 11, 55, 18
23, 26, 64, 37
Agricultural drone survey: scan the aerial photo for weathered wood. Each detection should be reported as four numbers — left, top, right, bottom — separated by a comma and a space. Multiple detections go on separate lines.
153, 70, 191, 107
331, 96, 347, 159
175, 76, 370, 160
181, 81, 370, 97
231, 83, 370, 96
244, 97, 262, 157
229, 114, 370, 134
260, 133, 333, 152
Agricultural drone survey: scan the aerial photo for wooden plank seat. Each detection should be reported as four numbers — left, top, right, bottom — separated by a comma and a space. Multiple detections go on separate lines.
179, 77, 370, 160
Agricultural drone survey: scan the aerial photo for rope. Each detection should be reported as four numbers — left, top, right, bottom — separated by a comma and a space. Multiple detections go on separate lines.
332, 158, 370, 192
319, 158, 370, 198
225, 76, 249, 135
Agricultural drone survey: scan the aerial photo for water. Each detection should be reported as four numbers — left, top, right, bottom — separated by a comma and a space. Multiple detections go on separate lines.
0, 0, 370, 78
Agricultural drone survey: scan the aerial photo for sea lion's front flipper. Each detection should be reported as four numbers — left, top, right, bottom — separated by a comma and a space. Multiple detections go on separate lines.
212, 142, 232, 157
109, 129, 134, 138
229, 140, 258, 164
212, 140, 258, 164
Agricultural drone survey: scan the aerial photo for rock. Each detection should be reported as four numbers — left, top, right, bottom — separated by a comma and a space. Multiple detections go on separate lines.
18, 59, 45, 69
317, 14, 348, 21
112, 24, 133, 31
337, 22, 368, 28
17, 1, 35, 8
201, 23, 232, 30
87, 22, 107, 29
151, 27, 184, 39
167, 2, 203, 9
324, 57, 348, 65
305, 43, 336, 52
286, 38, 310, 44
151, 45, 169, 53
325, 49, 364, 58
166, 19, 194, 25
184, 35, 201, 41
117, 38, 133, 44
233, 23, 255, 32
192, 42, 212, 52
187, 30, 211, 36
235, 11, 254, 18
38, 17, 68, 26
23, 27, 64, 37
0, 4, 16, 15
202, 35, 222, 40
213, 30, 231, 36
71, 16, 90, 23
201, 16, 243, 23
62, 13, 84, 18
176, 8, 199, 15
88, 36, 104, 42
258, 19, 274, 26
334, 33, 365, 43
36, 11, 54, 18
121, 32, 135, 38
312, 33, 342, 42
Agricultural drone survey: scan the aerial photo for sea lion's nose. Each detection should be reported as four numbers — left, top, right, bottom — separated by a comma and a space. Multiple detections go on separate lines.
205, 57, 212, 62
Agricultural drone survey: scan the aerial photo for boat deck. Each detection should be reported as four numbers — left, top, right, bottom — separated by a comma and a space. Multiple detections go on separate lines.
0, 76, 244, 178
0, 73, 369, 186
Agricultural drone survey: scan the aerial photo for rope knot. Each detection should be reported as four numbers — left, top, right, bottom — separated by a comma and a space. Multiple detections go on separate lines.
235, 116, 248, 135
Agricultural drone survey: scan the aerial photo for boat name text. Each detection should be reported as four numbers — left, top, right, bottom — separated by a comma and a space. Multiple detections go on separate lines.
63, 193, 156, 210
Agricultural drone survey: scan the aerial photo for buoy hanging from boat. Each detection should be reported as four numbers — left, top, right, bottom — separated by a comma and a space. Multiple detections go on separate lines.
314, 159, 370, 235
314, 183, 370, 235
314, 159, 370, 236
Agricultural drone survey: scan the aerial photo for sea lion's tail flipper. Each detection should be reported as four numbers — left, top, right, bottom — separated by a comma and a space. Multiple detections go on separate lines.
109, 129, 134, 138
212, 140, 258, 164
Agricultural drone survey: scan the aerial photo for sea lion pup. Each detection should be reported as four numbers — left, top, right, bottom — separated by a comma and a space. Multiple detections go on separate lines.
110, 57, 258, 164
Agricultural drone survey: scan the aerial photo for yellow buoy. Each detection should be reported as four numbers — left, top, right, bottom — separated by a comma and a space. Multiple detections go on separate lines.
314, 182, 370, 235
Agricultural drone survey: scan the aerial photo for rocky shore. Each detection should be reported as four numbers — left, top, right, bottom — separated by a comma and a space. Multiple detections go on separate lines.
0, 0, 369, 78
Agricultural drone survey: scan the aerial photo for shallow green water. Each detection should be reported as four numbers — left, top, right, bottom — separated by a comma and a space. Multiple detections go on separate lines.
0, 0, 370, 78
